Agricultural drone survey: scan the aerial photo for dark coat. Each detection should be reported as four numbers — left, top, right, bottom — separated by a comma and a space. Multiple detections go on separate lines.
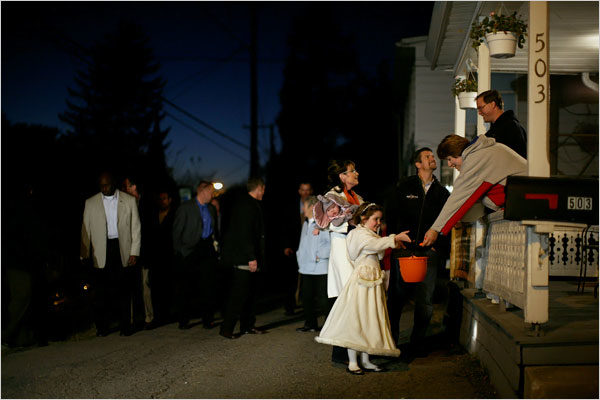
281, 196, 305, 251
172, 199, 218, 258
149, 206, 176, 267
485, 110, 527, 159
220, 193, 266, 270
384, 175, 451, 258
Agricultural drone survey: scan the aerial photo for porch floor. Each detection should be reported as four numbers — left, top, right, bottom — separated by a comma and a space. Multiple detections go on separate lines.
459, 280, 598, 398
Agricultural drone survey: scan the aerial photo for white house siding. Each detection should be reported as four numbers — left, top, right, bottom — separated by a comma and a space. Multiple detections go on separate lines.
400, 37, 455, 178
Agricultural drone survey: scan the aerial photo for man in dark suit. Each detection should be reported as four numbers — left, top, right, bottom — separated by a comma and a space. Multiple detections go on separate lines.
148, 190, 177, 325
219, 177, 266, 339
172, 181, 219, 330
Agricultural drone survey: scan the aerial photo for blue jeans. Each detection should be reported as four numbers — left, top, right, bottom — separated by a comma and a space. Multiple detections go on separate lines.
387, 248, 440, 348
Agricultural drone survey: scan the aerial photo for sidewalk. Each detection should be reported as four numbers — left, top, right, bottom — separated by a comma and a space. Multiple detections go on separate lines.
1, 304, 497, 398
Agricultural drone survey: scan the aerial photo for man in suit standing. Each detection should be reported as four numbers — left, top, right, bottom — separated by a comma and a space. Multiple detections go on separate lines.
219, 177, 267, 339
81, 172, 141, 337
149, 190, 177, 325
172, 181, 219, 330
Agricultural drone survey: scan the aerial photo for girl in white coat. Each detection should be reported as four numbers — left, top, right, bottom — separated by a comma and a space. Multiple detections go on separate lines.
315, 203, 411, 374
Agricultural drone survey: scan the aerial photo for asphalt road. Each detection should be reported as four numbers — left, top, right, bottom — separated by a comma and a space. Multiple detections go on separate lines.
1, 305, 497, 399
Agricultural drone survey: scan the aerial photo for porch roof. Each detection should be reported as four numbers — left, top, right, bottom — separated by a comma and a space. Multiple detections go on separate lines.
425, 1, 599, 75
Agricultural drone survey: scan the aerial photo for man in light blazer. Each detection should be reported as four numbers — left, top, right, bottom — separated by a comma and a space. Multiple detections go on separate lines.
81, 172, 141, 337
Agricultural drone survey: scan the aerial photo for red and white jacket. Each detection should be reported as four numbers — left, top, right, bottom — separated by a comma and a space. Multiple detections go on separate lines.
430, 135, 527, 236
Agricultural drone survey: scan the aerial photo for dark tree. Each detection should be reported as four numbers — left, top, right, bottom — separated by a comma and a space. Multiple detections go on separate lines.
59, 21, 171, 194
268, 6, 400, 204
272, 5, 361, 195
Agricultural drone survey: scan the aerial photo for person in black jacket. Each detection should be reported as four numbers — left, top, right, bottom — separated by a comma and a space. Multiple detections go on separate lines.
172, 181, 219, 330
219, 177, 267, 339
384, 147, 450, 358
476, 89, 527, 158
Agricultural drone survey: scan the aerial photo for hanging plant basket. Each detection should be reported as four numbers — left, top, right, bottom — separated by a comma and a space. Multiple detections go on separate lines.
485, 31, 518, 59
458, 91, 478, 109
470, 10, 527, 58
452, 75, 478, 109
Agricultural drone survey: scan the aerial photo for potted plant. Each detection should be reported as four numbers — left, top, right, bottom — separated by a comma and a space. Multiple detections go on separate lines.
452, 77, 478, 109
470, 11, 528, 58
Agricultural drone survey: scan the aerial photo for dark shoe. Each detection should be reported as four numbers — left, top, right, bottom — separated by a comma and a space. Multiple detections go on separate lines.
363, 365, 387, 372
241, 327, 267, 335
346, 367, 364, 375
296, 326, 317, 332
203, 321, 216, 330
144, 321, 158, 330
96, 329, 109, 337
219, 330, 238, 339
119, 328, 133, 337
178, 322, 191, 330
409, 344, 429, 358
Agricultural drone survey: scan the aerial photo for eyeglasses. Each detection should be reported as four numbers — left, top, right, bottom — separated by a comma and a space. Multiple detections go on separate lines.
343, 169, 358, 175
476, 102, 490, 112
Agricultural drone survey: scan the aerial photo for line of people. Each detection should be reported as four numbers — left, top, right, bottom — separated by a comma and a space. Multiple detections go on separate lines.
80, 89, 527, 373
80, 173, 268, 338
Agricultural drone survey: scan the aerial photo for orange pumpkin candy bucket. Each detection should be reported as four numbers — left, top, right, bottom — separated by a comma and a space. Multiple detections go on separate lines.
397, 256, 428, 283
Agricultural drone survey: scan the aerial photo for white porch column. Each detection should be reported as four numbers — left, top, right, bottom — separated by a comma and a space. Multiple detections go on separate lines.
452, 75, 467, 182
454, 75, 467, 137
477, 41, 491, 135
454, 75, 467, 182
528, 1, 551, 177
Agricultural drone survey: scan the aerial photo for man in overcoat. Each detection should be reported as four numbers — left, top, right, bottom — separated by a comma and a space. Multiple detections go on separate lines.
219, 177, 266, 338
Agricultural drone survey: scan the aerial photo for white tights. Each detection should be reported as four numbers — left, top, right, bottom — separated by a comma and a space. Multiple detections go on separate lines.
347, 349, 378, 371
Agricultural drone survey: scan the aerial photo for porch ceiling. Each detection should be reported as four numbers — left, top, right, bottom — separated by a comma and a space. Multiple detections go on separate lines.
425, 1, 599, 75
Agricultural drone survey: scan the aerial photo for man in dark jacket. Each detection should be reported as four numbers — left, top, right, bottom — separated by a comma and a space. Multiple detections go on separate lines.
172, 181, 219, 330
384, 147, 450, 358
476, 89, 527, 158
219, 177, 266, 339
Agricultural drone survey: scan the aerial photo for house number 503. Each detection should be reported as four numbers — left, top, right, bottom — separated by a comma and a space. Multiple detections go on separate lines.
534, 33, 547, 104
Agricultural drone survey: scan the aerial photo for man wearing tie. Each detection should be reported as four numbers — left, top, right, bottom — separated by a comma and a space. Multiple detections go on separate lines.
172, 181, 219, 330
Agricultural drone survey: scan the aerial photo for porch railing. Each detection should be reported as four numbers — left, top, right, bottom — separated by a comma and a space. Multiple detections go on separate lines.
450, 210, 598, 325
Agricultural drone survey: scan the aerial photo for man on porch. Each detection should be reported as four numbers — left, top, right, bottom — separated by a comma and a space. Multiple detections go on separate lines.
476, 89, 527, 158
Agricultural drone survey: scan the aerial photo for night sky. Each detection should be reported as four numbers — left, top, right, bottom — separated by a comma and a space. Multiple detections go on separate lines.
2, 1, 434, 187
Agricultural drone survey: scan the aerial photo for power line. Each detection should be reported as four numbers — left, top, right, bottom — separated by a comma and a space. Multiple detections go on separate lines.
165, 111, 249, 162
167, 45, 248, 100
162, 96, 249, 150
221, 159, 250, 179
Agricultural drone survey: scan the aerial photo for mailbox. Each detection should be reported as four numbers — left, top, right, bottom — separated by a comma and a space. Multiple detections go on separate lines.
504, 176, 598, 225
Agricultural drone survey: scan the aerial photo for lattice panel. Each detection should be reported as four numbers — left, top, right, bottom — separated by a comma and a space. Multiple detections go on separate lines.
484, 220, 527, 308
549, 226, 599, 277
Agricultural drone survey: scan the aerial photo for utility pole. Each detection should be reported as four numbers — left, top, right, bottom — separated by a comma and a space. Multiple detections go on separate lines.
242, 123, 274, 164
249, 5, 259, 177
